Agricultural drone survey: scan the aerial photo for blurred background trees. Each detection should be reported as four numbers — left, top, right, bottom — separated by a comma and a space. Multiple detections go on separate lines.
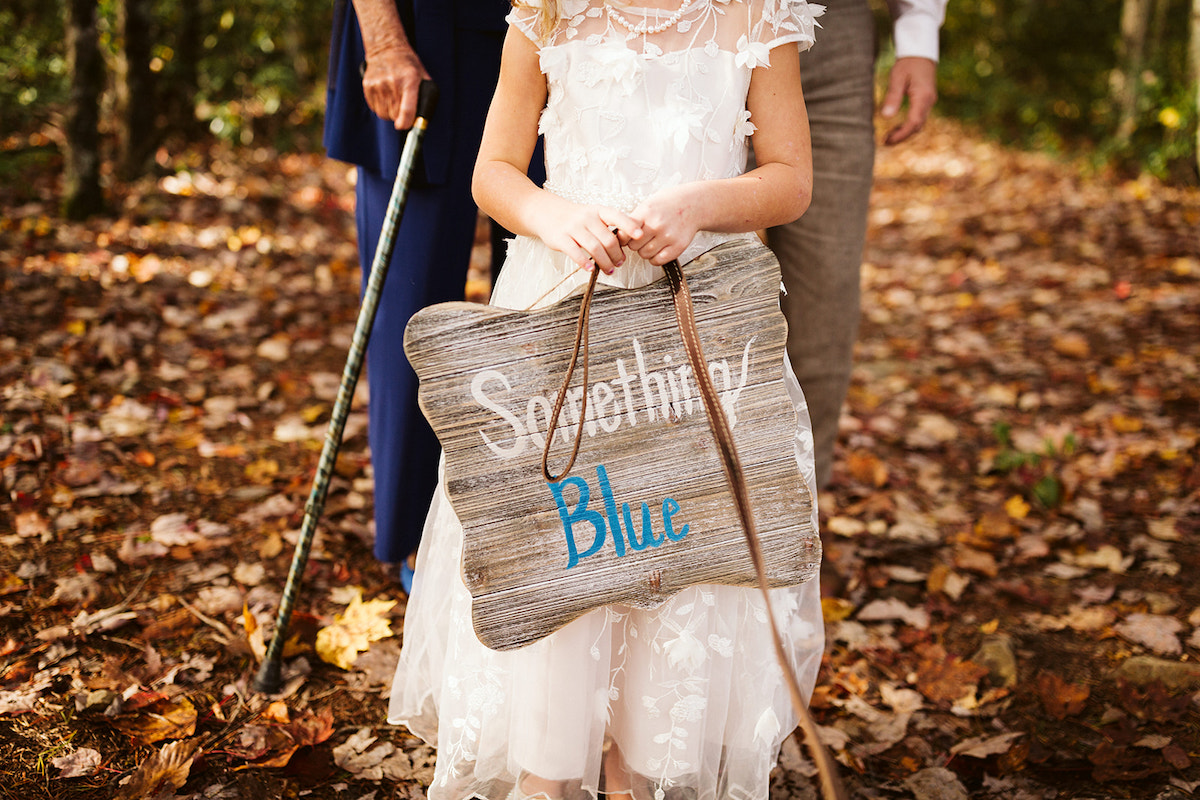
3, 0, 1198, 219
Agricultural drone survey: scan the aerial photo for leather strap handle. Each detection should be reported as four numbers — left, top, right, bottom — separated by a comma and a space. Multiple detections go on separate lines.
662, 260, 848, 800
541, 267, 601, 482
539, 259, 847, 800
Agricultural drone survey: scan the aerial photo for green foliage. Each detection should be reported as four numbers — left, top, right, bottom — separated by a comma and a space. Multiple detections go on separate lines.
1, 0, 331, 150
173, 0, 331, 146
6, 0, 1197, 180
0, 5, 68, 132
989, 422, 1078, 510
930, 0, 1198, 182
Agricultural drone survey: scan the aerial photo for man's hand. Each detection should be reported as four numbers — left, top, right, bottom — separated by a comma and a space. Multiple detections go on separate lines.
879, 56, 938, 145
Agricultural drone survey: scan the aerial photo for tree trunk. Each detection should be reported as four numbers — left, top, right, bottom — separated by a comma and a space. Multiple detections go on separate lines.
63, 0, 105, 220
168, 0, 203, 137
1150, 0, 1170, 58
116, 0, 156, 179
1191, 0, 1200, 175
1115, 0, 1153, 144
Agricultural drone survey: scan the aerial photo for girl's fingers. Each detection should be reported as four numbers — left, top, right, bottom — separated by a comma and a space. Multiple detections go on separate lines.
601, 210, 643, 243
576, 229, 621, 274
634, 237, 660, 263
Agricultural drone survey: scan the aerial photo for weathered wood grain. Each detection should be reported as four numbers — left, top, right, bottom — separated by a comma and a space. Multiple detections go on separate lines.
404, 239, 820, 651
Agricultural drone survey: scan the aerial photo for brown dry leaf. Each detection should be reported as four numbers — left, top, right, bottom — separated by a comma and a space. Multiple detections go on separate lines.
916, 647, 989, 706
949, 731, 1024, 759
1035, 671, 1090, 719
290, 705, 335, 749
1052, 332, 1090, 358
954, 546, 999, 577
229, 705, 334, 769
845, 451, 889, 487
113, 738, 201, 800
51, 747, 103, 778
112, 695, 198, 746
974, 509, 1015, 541
857, 597, 929, 629
15, 511, 50, 540
333, 727, 415, 781
1114, 613, 1183, 656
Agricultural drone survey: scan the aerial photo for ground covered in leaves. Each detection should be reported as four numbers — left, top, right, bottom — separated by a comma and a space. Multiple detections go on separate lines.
2, 118, 1199, 800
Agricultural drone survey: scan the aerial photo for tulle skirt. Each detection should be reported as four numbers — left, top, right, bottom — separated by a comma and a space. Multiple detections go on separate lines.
387, 234, 824, 800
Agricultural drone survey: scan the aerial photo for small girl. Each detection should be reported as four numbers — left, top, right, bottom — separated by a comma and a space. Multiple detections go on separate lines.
389, 2, 826, 800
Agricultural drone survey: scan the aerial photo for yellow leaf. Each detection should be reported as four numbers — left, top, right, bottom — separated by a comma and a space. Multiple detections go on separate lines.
821, 597, 855, 623
1110, 414, 1143, 433
300, 404, 328, 424
243, 604, 266, 663
315, 625, 359, 671
245, 459, 280, 482
315, 590, 396, 670
1005, 495, 1030, 520
979, 619, 999, 634
263, 701, 290, 724
66, 320, 87, 336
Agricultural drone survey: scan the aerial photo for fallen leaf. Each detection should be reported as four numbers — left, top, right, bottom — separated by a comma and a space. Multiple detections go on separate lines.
826, 516, 866, 537
1052, 332, 1090, 358
1004, 494, 1030, 519
1114, 613, 1183, 656
1036, 671, 1090, 719
857, 597, 929, 629
1058, 544, 1133, 573
112, 695, 198, 746
821, 597, 855, 623
243, 604, 267, 663
316, 590, 396, 670
905, 766, 968, 800
916, 647, 988, 706
950, 731, 1024, 758
332, 727, 415, 781
52, 747, 103, 778
113, 738, 201, 800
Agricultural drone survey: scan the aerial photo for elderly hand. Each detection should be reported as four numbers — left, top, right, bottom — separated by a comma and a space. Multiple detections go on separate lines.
353, 0, 430, 129
362, 44, 430, 130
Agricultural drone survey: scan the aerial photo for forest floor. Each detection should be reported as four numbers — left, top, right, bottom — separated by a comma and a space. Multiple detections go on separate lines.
1, 116, 1199, 800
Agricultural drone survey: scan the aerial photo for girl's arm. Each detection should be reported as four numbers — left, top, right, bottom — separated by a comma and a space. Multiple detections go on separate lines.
627, 43, 812, 266
472, 28, 641, 274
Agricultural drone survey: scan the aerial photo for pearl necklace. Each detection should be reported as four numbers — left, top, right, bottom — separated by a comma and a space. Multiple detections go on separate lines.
606, 0, 691, 35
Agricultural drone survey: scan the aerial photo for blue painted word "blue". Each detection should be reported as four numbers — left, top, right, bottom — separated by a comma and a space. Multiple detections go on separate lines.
547, 465, 689, 569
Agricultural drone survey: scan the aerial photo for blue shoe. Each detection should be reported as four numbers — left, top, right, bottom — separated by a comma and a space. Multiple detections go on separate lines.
400, 560, 415, 595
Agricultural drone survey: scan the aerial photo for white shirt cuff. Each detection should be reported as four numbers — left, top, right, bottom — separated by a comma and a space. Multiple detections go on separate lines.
893, 11, 942, 62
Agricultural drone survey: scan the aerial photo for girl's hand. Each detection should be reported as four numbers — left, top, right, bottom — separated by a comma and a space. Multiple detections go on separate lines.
627, 185, 702, 266
533, 202, 642, 274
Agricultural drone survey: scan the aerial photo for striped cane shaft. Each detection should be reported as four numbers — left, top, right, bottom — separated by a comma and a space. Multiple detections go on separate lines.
253, 119, 429, 694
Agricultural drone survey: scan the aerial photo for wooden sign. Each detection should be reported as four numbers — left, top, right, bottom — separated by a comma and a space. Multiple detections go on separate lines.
404, 239, 820, 651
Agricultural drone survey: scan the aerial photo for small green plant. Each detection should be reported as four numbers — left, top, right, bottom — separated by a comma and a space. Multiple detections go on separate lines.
990, 421, 1077, 509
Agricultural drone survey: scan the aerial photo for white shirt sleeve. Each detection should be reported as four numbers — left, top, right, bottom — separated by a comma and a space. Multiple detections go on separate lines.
885, 0, 948, 62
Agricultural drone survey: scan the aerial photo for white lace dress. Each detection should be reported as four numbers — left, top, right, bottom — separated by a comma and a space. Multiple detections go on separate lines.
388, 3, 826, 800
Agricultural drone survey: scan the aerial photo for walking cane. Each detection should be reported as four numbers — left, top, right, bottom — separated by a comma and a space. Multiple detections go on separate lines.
253, 80, 438, 695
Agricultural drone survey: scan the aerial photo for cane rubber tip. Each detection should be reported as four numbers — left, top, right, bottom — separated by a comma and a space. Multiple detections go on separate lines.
416, 80, 439, 123
252, 659, 283, 695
